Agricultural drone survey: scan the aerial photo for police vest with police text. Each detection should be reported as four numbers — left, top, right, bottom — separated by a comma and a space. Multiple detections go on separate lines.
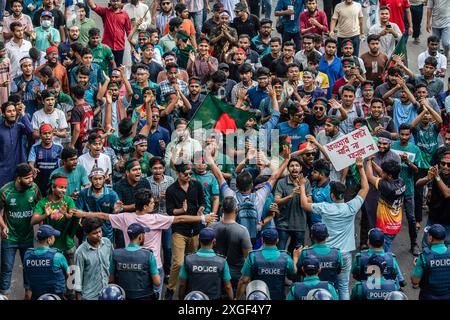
419, 246, 450, 298
301, 247, 341, 286
358, 251, 396, 280
361, 279, 397, 300
24, 248, 66, 299
184, 253, 226, 300
292, 281, 330, 300
251, 249, 289, 300
113, 248, 154, 299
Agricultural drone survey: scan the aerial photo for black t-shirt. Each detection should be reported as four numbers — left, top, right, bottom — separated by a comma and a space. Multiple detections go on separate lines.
270, 58, 290, 79
366, 116, 395, 134
261, 53, 277, 69
145, 61, 164, 83
202, 18, 219, 37
304, 113, 327, 136
231, 14, 260, 38
429, 175, 450, 225
113, 178, 151, 205
32, 8, 66, 29
228, 62, 244, 83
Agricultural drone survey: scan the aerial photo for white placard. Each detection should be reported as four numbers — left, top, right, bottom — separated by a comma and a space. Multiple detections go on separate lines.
391, 149, 416, 162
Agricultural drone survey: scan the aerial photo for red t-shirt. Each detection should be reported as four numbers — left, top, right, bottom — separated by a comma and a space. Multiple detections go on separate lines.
71, 102, 94, 143
379, 0, 410, 33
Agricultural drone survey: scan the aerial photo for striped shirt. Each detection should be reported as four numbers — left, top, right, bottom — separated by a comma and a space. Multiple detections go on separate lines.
155, 11, 176, 34
148, 175, 174, 215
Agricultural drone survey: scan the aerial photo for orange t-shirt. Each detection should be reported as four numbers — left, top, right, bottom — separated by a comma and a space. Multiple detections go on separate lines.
163, 19, 196, 36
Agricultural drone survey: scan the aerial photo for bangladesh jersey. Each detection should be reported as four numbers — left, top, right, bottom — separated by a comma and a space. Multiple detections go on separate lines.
412, 123, 440, 168
33, 195, 78, 251
0, 182, 41, 243
71, 102, 94, 144
107, 134, 133, 159
90, 43, 115, 75
375, 178, 406, 235
391, 141, 424, 197
129, 152, 153, 178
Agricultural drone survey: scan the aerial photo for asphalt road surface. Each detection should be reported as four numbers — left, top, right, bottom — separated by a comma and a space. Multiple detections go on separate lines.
1, 0, 448, 300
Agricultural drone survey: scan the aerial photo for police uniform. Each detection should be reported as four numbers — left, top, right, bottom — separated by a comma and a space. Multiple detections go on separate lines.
179, 249, 231, 300
413, 224, 450, 300
287, 276, 339, 300
23, 225, 68, 300
351, 249, 399, 281
112, 244, 159, 300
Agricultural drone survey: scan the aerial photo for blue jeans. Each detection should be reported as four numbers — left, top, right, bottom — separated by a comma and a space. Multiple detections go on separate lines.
162, 228, 172, 276
383, 234, 405, 283
369, 3, 378, 27
190, 11, 203, 38
261, 0, 272, 19
276, 230, 305, 251
422, 218, 450, 249
337, 251, 352, 300
338, 35, 361, 57
0, 0, 6, 22
432, 27, 450, 58
0, 241, 33, 294
154, 268, 164, 300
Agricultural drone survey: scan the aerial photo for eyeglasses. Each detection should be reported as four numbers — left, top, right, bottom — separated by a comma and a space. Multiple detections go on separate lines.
305, 152, 315, 157
294, 114, 304, 118
183, 171, 192, 176
440, 162, 450, 167
313, 106, 325, 111
161, 2, 171, 5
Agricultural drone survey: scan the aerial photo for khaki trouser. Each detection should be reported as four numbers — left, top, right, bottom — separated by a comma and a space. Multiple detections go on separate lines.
167, 233, 199, 291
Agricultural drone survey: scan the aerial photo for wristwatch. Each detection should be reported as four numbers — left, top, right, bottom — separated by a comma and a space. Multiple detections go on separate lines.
435, 176, 442, 182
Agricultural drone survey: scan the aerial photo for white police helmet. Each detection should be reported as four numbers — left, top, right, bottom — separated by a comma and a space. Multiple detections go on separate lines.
37, 293, 61, 300
0, 294, 8, 300
185, 291, 209, 300
385, 291, 408, 300
246, 280, 271, 300
306, 288, 334, 300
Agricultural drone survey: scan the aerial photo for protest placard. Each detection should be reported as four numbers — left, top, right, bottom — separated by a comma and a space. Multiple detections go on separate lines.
323, 127, 379, 171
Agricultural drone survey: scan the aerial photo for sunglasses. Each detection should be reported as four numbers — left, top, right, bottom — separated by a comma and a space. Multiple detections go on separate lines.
313, 106, 325, 111
162, 2, 171, 5
183, 171, 192, 176
294, 114, 304, 118
305, 152, 315, 157
440, 162, 450, 167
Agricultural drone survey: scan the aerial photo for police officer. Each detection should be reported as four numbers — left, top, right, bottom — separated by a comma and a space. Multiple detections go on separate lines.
236, 228, 298, 300
297, 223, 342, 288
287, 257, 338, 300
351, 254, 399, 300
412, 224, 450, 300
246, 280, 271, 300
351, 228, 401, 282
178, 228, 234, 300
23, 225, 69, 300
111, 223, 161, 300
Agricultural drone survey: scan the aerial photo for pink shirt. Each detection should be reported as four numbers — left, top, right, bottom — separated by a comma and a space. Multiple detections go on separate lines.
109, 212, 174, 268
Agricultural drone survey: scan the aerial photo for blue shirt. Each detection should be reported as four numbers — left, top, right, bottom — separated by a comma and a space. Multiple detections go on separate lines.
147, 125, 170, 158
28, 142, 63, 194
276, 121, 310, 152
275, 0, 304, 33
76, 187, 120, 243
247, 86, 269, 111
11, 75, 45, 116
69, 63, 104, 89
312, 179, 332, 203
318, 56, 344, 99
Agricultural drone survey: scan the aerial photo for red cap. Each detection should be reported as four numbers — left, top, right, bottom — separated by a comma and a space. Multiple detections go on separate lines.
46, 46, 58, 56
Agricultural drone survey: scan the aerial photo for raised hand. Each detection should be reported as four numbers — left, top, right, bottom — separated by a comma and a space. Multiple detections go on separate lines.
355, 156, 364, 169
106, 89, 113, 104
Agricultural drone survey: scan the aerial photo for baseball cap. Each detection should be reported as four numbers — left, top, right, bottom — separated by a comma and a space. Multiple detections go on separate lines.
311, 223, 328, 241
427, 224, 446, 240
199, 228, 215, 242
218, 63, 230, 70
127, 223, 150, 238
41, 10, 53, 18
302, 257, 320, 274
37, 224, 61, 240
262, 228, 278, 242
368, 228, 385, 246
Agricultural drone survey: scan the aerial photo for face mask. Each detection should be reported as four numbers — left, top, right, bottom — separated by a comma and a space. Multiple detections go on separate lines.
41, 20, 52, 28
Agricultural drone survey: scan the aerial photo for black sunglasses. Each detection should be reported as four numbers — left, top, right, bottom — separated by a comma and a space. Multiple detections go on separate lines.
183, 171, 192, 176
305, 152, 315, 157
440, 162, 450, 167
294, 114, 304, 118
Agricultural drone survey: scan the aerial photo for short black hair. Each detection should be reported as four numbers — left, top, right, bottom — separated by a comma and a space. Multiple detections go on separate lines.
427, 35, 440, 44
238, 63, 253, 74
283, 41, 295, 48
313, 159, 330, 176
399, 123, 411, 132
118, 118, 133, 137
77, 65, 90, 76
341, 85, 356, 94
236, 171, 253, 192
367, 34, 380, 43
330, 181, 345, 200
38, 66, 53, 78
9, 21, 22, 32
288, 157, 302, 168
324, 38, 338, 46
239, 34, 251, 41
61, 146, 78, 160
211, 70, 227, 83
135, 188, 153, 211
307, 51, 322, 64
303, 34, 315, 41
70, 42, 85, 55
174, 3, 187, 14
1, 101, 15, 114
88, 27, 101, 37
47, 77, 60, 88
381, 160, 401, 179
270, 37, 281, 44
81, 47, 92, 57
222, 196, 237, 214
424, 56, 438, 68
260, 18, 272, 26
370, 98, 384, 106
71, 84, 85, 100
82, 217, 103, 234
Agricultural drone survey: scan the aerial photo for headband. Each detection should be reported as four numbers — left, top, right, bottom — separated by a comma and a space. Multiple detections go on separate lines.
126, 160, 141, 171
280, 136, 292, 147
378, 137, 391, 143
88, 136, 102, 144
20, 57, 32, 66
133, 138, 147, 146
189, 78, 201, 85
89, 168, 106, 178
363, 82, 374, 90
443, 154, 450, 160
326, 116, 341, 126
111, 70, 121, 77
53, 177, 68, 187
108, 82, 120, 90
219, 11, 230, 17
136, 67, 149, 74
40, 123, 53, 133
315, 98, 328, 108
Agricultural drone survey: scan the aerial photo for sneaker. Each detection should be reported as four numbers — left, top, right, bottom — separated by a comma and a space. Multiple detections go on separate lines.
416, 222, 421, 230
164, 289, 174, 300
410, 244, 419, 256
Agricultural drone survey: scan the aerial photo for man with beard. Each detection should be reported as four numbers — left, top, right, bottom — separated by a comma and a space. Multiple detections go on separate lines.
227, 47, 248, 83
70, 84, 94, 153
69, 47, 104, 90
299, 0, 328, 37
73, 4, 95, 46
31, 90, 68, 145
231, 3, 260, 38
202, 3, 222, 37
365, 98, 397, 140
76, 167, 121, 244
412, 57, 444, 99
275, 157, 312, 251
294, 69, 326, 106
2, 0, 33, 41
35, 46, 69, 94
159, 17, 182, 54
260, 37, 282, 69
270, 41, 296, 80
58, 25, 80, 67
139, 43, 164, 83
368, 6, 401, 57
210, 10, 238, 59
391, 123, 422, 255
360, 35, 389, 88
431, 129, 450, 166
375, 66, 405, 100
246, 67, 271, 111
294, 34, 321, 70
163, 3, 196, 49
340, 39, 366, 76
0, 102, 33, 187
87, 0, 131, 65
330, 85, 363, 134
28, 124, 63, 196
416, 154, 450, 247
155, 0, 176, 34
318, 38, 344, 100
159, 63, 190, 107
251, 18, 272, 56
303, 97, 347, 136
87, 28, 116, 76
31, 173, 79, 264
147, 108, 170, 158
276, 103, 310, 153
5, 22, 33, 80
355, 80, 375, 116
172, 30, 195, 71
182, 77, 205, 121
187, 37, 218, 85
417, 35, 447, 78
0, 163, 41, 299
332, 58, 364, 99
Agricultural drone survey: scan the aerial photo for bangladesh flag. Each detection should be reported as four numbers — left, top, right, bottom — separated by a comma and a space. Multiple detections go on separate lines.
187, 94, 255, 134
382, 34, 408, 79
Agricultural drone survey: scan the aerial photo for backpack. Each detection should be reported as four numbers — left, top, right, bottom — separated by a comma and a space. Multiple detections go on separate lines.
236, 193, 259, 239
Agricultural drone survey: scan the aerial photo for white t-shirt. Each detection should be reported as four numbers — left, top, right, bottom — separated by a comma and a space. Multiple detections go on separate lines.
78, 152, 112, 178
31, 108, 68, 145
417, 50, 448, 71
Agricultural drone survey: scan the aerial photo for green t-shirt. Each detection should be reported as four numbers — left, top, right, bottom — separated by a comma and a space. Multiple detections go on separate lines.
50, 165, 89, 196
191, 171, 220, 214
108, 134, 134, 159
0, 182, 41, 243
90, 43, 115, 75
412, 123, 440, 168
58, 91, 74, 107
391, 141, 424, 196
129, 152, 153, 178
173, 44, 195, 69
34, 196, 78, 251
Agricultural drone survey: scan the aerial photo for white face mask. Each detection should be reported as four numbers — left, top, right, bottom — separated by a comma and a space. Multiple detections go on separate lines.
41, 20, 52, 28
